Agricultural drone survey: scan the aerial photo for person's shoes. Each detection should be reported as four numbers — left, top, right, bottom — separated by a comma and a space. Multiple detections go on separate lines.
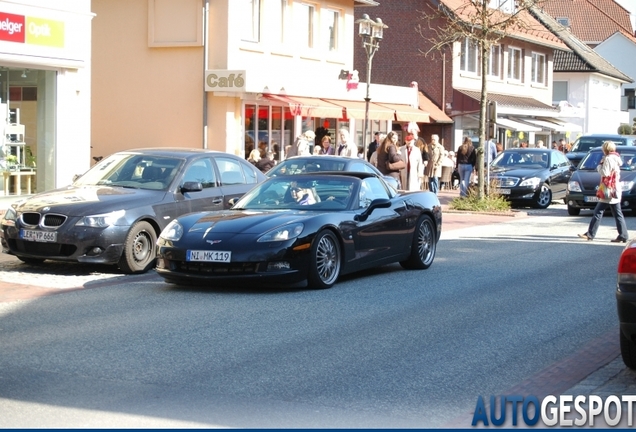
578, 233, 593, 241
611, 237, 628, 243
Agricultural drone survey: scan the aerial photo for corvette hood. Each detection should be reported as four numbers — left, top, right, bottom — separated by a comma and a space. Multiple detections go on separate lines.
185, 210, 317, 236
12, 186, 166, 216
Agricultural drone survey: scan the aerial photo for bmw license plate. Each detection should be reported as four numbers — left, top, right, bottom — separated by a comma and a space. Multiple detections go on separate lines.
187, 250, 231, 263
498, 189, 511, 195
20, 229, 57, 242
584, 196, 599, 203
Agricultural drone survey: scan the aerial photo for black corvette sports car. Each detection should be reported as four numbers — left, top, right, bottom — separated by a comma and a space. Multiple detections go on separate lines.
566, 145, 636, 216
156, 172, 442, 289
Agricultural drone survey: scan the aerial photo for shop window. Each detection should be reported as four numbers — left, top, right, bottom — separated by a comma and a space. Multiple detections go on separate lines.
553, 81, 568, 104
148, 0, 202, 47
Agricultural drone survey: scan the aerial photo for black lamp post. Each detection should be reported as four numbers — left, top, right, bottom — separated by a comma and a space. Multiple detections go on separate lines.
355, 14, 387, 158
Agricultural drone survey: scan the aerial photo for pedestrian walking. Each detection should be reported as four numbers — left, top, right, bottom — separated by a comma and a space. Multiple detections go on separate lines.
400, 133, 424, 191
456, 136, 476, 197
578, 140, 629, 242
424, 134, 443, 195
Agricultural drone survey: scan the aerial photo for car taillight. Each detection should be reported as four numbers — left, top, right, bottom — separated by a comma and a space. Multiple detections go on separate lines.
618, 244, 636, 284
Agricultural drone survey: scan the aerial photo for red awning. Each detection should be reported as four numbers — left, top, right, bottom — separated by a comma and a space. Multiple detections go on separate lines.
418, 93, 453, 123
264, 94, 344, 118
323, 99, 395, 120
374, 102, 431, 123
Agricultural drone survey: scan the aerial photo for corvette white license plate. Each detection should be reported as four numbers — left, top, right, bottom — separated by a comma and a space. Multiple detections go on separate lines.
20, 229, 57, 242
186, 250, 231, 263
498, 189, 511, 195
585, 196, 599, 203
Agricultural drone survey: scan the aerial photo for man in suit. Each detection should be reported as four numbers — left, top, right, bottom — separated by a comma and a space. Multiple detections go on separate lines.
336, 129, 358, 157
367, 132, 381, 162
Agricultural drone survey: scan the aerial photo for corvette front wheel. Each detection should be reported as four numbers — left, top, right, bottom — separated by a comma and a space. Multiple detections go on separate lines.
307, 230, 341, 289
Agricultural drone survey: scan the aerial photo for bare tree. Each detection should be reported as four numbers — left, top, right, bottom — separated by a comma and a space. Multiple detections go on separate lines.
417, 0, 546, 199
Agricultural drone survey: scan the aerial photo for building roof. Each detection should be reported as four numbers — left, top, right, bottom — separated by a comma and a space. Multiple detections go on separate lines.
437, 0, 568, 50
540, 0, 635, 45
529, 5, 633, 82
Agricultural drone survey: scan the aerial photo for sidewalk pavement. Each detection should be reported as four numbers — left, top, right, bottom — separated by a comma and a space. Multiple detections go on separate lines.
0, 187, 632, 408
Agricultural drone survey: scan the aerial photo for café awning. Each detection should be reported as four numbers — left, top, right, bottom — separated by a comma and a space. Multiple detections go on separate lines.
418, 93, 453, 123
264, 94, 344, 118
374, 102, 431, 123
516, 117, 583, 132
323, 99, 395, 120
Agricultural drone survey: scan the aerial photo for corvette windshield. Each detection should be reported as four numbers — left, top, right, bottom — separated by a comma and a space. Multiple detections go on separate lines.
234, 176, 359, 210
73, 154, 183, 190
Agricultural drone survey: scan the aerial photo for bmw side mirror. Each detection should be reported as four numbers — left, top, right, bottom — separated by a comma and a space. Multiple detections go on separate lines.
181, 181, 203, 193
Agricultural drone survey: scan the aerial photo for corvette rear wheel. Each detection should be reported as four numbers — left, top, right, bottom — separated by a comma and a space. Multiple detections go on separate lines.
400, 214, 436, 270
118, 221, 157, 274
307, 230, 341, 289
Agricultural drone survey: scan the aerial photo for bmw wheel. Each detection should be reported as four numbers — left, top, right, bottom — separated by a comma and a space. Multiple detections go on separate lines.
534, 184, 552, 209
18, 257, 45, 265
567, 205, 581, 216
307, 230, 341, 289
400, 214, 437, 270
118, 221, 157, 274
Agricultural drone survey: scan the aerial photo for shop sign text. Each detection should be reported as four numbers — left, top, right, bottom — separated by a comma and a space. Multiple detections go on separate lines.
205, 70, 246, 92
0, 11, 64, 47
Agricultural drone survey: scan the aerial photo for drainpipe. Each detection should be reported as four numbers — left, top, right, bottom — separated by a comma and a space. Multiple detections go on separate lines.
202, 0, 209, 149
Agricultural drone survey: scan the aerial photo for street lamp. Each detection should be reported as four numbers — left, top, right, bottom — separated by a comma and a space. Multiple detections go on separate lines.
355, 14, 387, 159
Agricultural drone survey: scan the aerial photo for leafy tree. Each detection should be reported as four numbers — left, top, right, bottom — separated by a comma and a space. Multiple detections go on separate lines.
618, 123, 632, 135
417, 0, 546, 199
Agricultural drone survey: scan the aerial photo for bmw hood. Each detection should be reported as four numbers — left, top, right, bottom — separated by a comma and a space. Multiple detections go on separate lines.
12, 186, 167, 215
184, 210, 315, 235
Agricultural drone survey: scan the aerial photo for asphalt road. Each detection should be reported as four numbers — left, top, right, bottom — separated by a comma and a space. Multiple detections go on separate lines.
0, 204, 629, 428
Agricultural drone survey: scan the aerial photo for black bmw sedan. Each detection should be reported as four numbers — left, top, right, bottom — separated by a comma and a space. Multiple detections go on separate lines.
566, 145, 636, 216
489, 148, 575, 209
0, 148, 265, 273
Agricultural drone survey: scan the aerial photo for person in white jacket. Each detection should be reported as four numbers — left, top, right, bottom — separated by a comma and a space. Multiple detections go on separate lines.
578, 140, 629, 242
399, 133, 424, 191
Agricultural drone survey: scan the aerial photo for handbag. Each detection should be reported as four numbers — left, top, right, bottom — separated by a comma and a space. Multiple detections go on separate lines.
596, 172, 617, 199
386, 150, 406, 171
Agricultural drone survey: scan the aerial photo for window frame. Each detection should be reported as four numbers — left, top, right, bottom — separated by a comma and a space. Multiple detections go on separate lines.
460, 37, 479, 75
531, 52, 546, 85
507, 46, 522, 82
295, 2, 317, 50
242, 0, 261, 43
322, 7, 339, 52
488, 44, 502, 78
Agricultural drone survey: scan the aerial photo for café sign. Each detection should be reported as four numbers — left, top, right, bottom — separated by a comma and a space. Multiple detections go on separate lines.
205, 70, 246, 92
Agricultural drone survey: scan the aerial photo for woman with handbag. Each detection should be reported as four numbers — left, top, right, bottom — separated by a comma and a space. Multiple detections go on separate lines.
578, 140, 629, 242
377, 131, 405, 188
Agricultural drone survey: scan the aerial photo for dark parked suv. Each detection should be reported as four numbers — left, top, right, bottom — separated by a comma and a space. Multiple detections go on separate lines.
566, 134, 636, 167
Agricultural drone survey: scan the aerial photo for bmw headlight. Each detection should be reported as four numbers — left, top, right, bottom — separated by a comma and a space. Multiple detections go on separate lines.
258, 223, 304, 242
621, 181, 634, 192
2, 206, 17, 225
568, 180, 582, 192
75, 210, 125, 228
160, 219, 183, 241
519, 177, 540, 188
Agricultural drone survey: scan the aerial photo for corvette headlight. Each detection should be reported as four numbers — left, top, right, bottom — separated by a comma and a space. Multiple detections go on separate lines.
519, 177, 540, 188
160, 219, 183, 241
258, 223, 304, 242
621, 181, 634, 192
75, 210, 125, 228
568, 181, 582, 192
